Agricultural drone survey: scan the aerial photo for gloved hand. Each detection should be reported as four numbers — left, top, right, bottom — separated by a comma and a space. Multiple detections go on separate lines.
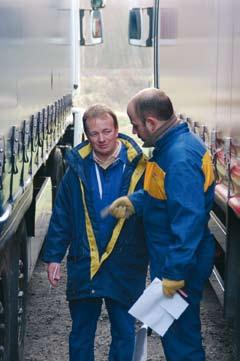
162, 278, 185, 297
108, 196, 135, 218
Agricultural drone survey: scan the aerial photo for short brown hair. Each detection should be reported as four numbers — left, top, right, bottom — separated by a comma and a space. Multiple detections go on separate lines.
82, 104, 118, 134
131, 88, 174, 123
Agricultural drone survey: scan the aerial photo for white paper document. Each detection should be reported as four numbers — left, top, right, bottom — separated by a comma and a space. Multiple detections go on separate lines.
129, 278, 188, 337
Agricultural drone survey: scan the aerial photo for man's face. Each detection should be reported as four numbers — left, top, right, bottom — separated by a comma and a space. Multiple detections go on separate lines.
127, 103, 151, 142
86, 114, 118, 158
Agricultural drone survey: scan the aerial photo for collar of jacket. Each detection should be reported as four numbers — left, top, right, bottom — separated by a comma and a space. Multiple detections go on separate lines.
143, 115, 180, 148
65, 133, 143, 184
153, 122, 189, 153
89, 140, 127, 168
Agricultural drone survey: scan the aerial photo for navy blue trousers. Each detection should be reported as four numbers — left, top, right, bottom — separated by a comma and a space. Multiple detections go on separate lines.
69, 297, 135, 361
160, 235, 215, 360
162, 301, 205, 361
161, 256, 215, 359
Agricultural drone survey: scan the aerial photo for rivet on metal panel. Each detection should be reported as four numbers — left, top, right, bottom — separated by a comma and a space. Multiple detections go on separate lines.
22, 120, 30, 163
11, 127, 19, 174
31, 115, 38, 153
224, 137, 232, 199
224, 137, 232, 167
186, 117, 193, 130
210, 129, 217, 156
37, 112, 44, 147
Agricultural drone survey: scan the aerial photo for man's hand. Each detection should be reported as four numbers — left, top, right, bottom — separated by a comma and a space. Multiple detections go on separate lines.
108, 196, 135, 218
47, 262, 61, 287
162, 278, 185, 297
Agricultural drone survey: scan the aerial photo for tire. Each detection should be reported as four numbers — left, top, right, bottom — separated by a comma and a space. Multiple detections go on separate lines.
48, 147, 64, 206
0, 221, 28, 361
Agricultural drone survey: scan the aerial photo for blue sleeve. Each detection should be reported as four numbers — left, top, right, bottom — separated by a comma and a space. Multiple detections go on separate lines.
41, 170, 73, 263
162, 161, 207, 280
129, 189, 145, 216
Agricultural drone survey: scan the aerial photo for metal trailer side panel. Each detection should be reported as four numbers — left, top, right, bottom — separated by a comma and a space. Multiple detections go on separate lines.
157, 0, 240, 137
0, 0, 74, 241
0, 0, 73, 136
0, 2, 77, 358
157, 0, 220, 131
157, 0, 240, 215
231, 0, 240, 142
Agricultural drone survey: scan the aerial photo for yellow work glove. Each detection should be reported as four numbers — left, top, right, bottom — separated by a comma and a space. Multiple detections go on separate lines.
162, 278, 185, 297
108, 196, 135, 218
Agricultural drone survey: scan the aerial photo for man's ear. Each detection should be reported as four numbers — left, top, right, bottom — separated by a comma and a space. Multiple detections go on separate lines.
145, 117, 159, 132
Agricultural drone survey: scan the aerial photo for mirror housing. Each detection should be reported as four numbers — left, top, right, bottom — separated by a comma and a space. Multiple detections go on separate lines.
128, 7, 153, 47
80, 9, 103, 46
91, 0, 106, 10
129, 7, 178, 47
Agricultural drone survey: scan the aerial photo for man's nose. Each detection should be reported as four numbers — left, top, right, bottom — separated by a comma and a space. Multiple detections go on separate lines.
98, 133, 104, 142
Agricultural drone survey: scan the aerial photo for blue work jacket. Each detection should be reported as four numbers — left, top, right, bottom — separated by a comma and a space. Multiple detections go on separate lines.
130, 123, 215, 301
87, 145, 128, 255
42, 133, 148, 307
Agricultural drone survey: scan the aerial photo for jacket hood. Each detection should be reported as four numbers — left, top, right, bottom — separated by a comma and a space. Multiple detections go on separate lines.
65, 133, 143, 178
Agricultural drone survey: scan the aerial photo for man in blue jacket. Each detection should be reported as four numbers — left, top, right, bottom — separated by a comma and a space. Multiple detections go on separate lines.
109, 88, 216, 361
42, 104, 148, 361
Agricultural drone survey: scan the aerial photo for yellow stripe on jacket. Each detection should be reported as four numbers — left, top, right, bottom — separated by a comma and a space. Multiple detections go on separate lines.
144, 162, 167, 200
144, 151, 214, 201
202, 151, 215, 192
80, 154, 147, 279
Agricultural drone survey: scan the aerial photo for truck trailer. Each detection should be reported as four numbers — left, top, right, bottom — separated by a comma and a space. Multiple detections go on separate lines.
0, 1, 104, 360
128, 0, 240, 358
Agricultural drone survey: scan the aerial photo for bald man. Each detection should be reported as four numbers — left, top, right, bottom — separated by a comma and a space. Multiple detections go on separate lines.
109, 88, 216, 361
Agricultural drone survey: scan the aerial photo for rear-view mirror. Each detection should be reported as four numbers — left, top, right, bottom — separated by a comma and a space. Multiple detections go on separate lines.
128, 7, 153, 47
80, 9, 103, 46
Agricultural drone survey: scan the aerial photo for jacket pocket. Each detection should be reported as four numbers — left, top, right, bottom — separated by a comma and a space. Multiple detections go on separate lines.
66, 252, 90, 298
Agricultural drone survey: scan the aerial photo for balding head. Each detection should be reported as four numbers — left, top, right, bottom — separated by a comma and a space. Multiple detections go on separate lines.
127, 88, 174, 124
